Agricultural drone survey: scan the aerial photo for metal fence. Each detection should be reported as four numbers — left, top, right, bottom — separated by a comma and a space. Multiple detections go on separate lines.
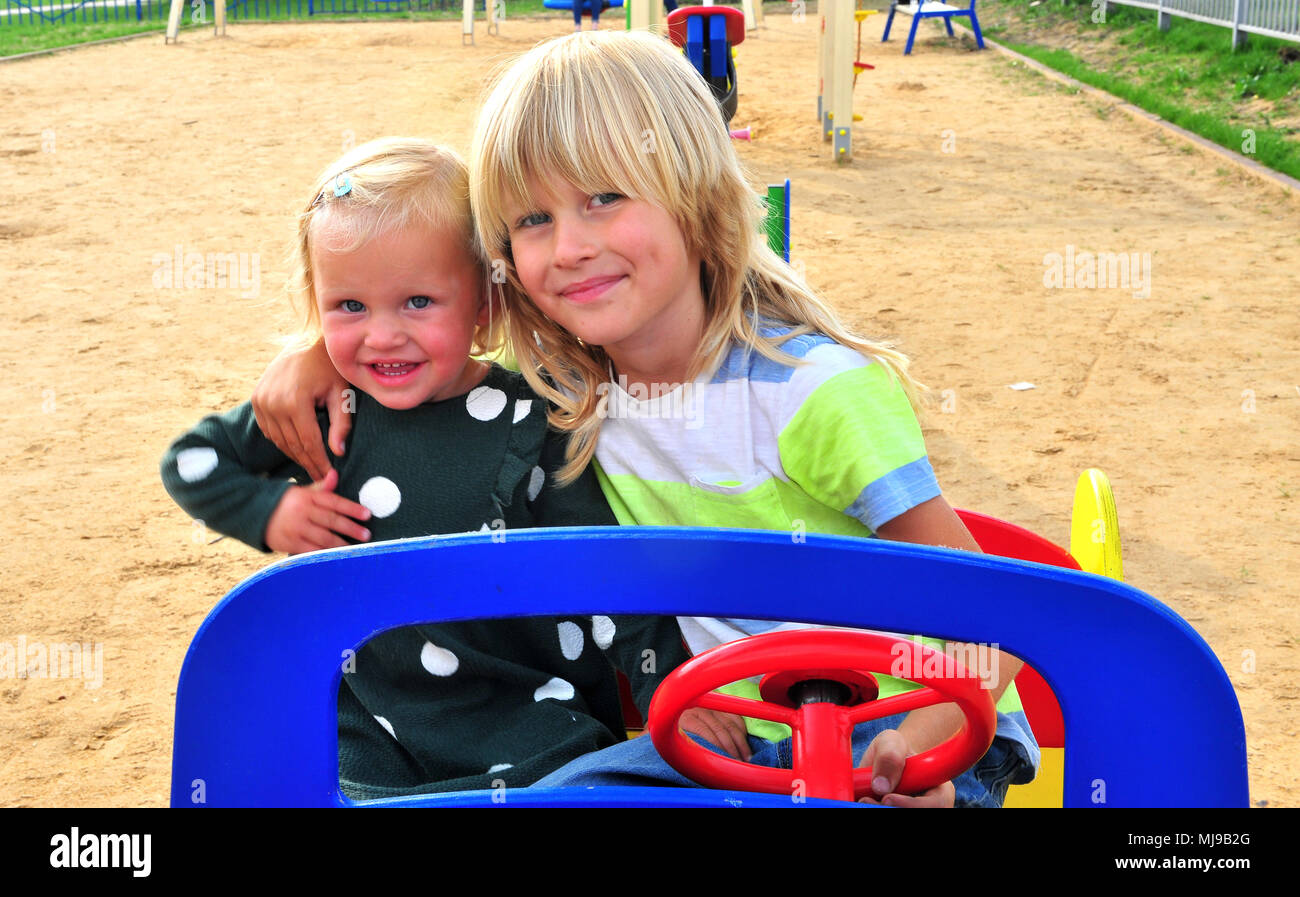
1104, 0, 1300, 46
0, 0, 480, 25
1, 0, 169, 24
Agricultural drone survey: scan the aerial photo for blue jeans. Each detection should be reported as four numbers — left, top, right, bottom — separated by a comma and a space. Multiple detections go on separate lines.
532, 712, 1035, 807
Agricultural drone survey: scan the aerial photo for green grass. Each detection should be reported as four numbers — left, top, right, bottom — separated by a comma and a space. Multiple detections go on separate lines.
0, 0, 556, 57
977, 0, 1300, 180
0, 19, 165, 56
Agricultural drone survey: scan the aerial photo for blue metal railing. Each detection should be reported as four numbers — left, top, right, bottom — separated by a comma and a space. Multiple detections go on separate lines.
1, 0, 168, 26
0, 0, 484, 26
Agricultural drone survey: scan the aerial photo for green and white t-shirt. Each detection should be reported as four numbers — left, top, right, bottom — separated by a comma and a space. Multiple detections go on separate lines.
592, 327, 1031, 751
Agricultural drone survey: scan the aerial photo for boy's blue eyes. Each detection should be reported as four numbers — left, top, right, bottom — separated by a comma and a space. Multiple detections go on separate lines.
514, 193, 624, 229
342, 299, 364, 313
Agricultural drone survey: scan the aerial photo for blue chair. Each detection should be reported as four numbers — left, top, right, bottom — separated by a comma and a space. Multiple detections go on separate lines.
882, 0, 986, 56
170, 527, 1248, 807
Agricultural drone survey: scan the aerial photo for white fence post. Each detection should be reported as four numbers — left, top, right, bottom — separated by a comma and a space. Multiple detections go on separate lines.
1231, 0, 1248, 47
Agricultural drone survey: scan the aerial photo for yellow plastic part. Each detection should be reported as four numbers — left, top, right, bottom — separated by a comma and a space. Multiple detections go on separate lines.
854, 9, 877, 21
1003, 748, 1064, 808
1070, 469, 1124, 581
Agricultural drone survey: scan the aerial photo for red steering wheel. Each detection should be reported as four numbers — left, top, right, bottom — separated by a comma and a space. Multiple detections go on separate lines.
647, 630, 997, 802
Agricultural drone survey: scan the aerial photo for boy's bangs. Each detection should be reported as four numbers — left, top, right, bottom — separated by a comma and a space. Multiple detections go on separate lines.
480, 35, 695, 238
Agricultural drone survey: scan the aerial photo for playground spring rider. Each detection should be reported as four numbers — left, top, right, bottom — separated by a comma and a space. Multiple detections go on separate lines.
666, 6, 747, 136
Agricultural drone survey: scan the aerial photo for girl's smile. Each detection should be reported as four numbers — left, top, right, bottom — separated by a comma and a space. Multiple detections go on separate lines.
505, 179, 706, 382
313, 220, 489, 409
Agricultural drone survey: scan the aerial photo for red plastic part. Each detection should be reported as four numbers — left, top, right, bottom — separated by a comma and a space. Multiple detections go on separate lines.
759, 668, 879, 707
955, 509, 1070, 747
647, 630, 996, 802
665, 5, 746, 48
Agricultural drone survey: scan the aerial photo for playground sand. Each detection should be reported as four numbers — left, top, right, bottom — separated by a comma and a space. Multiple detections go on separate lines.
1, 16, 1296, 808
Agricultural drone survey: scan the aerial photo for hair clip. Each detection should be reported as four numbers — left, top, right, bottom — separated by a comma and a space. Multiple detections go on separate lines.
332, 173, 353, 198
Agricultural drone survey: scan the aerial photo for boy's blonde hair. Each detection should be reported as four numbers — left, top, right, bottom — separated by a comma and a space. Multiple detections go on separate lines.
470, 32, 917, 483
288, 136, 499, 355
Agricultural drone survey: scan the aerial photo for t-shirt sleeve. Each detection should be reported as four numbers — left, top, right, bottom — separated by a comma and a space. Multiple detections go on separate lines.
777, 349, 941, 533
160, 401, 312, 552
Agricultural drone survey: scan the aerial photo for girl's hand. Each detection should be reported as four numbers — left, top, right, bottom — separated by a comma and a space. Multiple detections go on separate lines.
252, 340, 352, 481
857, 728, 956, 808
264, 470, 372, 555
679, 707, 752, 761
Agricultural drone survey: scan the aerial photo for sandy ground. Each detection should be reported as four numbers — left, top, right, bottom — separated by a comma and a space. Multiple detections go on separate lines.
1, 13, 1296, 808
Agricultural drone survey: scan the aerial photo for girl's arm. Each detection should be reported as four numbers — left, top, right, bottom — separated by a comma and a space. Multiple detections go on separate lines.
251, 338, 353, 481
161, 402, 369, 554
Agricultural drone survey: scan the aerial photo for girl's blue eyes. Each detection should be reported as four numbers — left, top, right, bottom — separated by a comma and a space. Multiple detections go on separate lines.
339, 296, 432, 313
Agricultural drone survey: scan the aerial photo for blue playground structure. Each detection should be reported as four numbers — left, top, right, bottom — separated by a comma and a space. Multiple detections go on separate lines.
542, 0, 624, 13
171, 524, 1249, 807
882, 0, 986, 56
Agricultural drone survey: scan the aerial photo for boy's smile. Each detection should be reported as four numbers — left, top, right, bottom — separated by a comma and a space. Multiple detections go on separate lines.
313, 219, 489, 409
505, 178, 705, 382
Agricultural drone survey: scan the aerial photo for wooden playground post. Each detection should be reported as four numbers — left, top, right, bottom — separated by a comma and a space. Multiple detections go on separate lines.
165, 0, 183, 43
165, 0, 226, 43
628, 0, 665, 32
818, 0, 854, 161
463, 0, 499, 46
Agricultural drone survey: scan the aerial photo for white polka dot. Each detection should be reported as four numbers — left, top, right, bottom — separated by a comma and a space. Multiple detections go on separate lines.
176, 447, 219, 483
557, 621, 584, 660
487, 763, 513, 774
466, 386, 508, 421
591, 615, 616, 650
420, 641, 460, 676
374, 716, 396, 739
358, 476, 401, 519
513, 398, 532, 424
527, 466, 545, 502
534, 677, 574, 703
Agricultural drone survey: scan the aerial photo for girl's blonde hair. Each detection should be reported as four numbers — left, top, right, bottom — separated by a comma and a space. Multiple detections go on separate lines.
287, 136, 500, 355
470, 31, 918, 483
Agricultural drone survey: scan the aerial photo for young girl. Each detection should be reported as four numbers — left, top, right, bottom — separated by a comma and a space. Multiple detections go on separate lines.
254, 35, 1038, 807
161, 136, 689, 800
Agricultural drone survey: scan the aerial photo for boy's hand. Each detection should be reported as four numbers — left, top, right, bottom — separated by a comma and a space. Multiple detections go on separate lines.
264, 469, 372, 554
679, 707, 752, 761
857, 729, 956, 808
252, 340, 352, 481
